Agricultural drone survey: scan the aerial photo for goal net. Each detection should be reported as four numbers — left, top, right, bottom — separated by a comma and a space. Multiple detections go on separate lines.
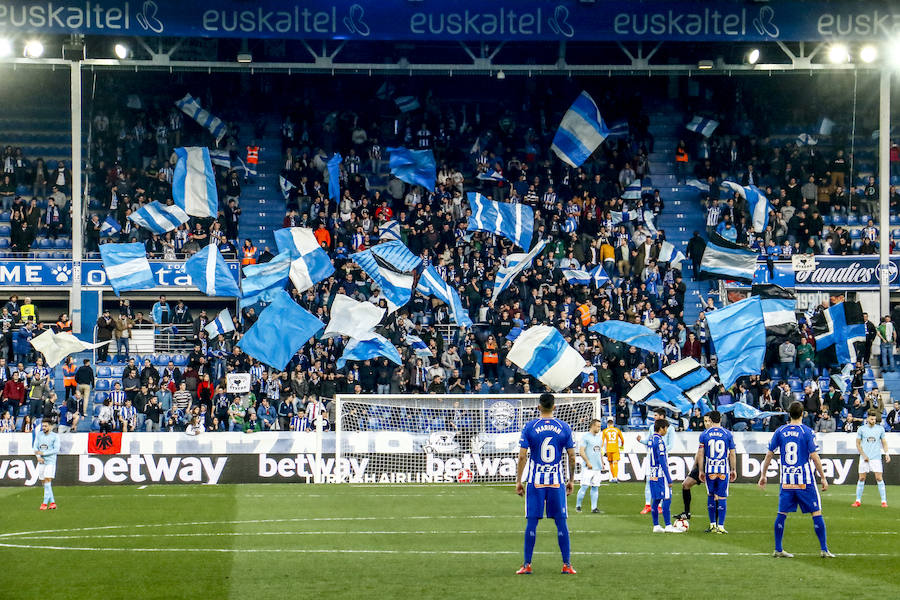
333, 394, 604, 484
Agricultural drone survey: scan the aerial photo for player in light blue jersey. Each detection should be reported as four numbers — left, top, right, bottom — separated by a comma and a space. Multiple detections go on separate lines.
515, 393, 577, 575
637, 408, 674, 514
852, 409, 891, 508
32, 419, 60, 510
695, 411, 736, 533
759, 402, 833, 558
576, 419, 603, 513
648, 419, 684, 533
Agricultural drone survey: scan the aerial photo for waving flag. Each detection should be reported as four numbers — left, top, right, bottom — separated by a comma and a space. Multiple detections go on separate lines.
208, 148, 231, 168
796, 133, 818, 147
388, 147, 436, 190
466, 192, 534, 250
627, 357, 718, 414
406, 334, 433, 357
563, 217, 578, 234
327, 153, 342, 201
173, 147, 218, 219
752, 284, 801, 345
718, 402, 781, 421
622, 179, 642, 200
686, 115, 719, 138
240, 251, 291, 307
175, 93, 227, 143
337, 333, 403, 369
610, 210, 635, 225
100, 215, 121, 237
370, 240, 422, 273
279, 175, 296, 200
99, 242, 155, 295
507, 325, 585, 392
706, 296, 766, 388
589, 321, 664, 355
323, 294, 385, 340
493, 239, 548, 299
30, 330, 113, 368
818, 117, 835, 136
477, 171, 507, 183
607, 120, 629, 138
686, 178, 710, 192
184, 244, 241, 297
721, 181, 771, 232
351, 241, 420, 313
128, 201, 189, 234
204, 308, 236, 338
562, 269, 592, 286
551, 91, 609, 168
658, 241, 686, 270
274, 227, 335, 292
238, 290, 323, 370
589, 265, 610, 288
395, 96, 421, 113
379, 220, 402, 242
812, 301, 866, 365
416, 265, 473, 327
699, 233, 758, 283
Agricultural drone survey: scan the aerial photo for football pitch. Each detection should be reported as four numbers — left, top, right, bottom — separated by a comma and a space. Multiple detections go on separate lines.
0, 482, 897, 599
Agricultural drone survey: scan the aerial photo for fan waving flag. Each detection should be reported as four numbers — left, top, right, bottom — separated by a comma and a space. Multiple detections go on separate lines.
173, 147, 218, 219
387, 147, 436, 191
279, 175, 296, 200
551, 91, 609, 168
327, 153, 342, 201
209, 148, 232, 168
406, 334, 433, 357
30, 330, 113, 368
394, 96, 421, 113
686, 115, 719, 137
323, 294, 385, 340
274, 227, 335, 292
562, 269, 592, 286
508, 326, 585, 392
351, 241, 420, 313
706, 296, 766, 388
204, 308, 236, 338
379, 220, 402, 242
721, 181, 771, 232
128, 201, 189, 234
337, 333, 403, 369
718, 402, 781, 421
416, 265, 473, 328
99, 242, 155, 296
699, 233, 758, 283
100, 215, 121, 237
240, 251, 292, 307
238, 290, 323, 370
175, 93, 227, 143
590, 321, 664, 356
627, 357, 718, 414
466, 192, 534, 250
622, 179, 642, 200
812, 301, 866, 365
493, 239, 548, 299
752, 284, 801, 346
184, 244, 241, 297
658, 241, 686, 270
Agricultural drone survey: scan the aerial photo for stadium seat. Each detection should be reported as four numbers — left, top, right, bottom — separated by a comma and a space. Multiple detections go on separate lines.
172, 354, 188, 367
92, 404, 102, 418
847, 214, 859, 226
769, 366, 781, 380
0, 212, 8, 223
110, 365, 125, 377
864, 380, 877, 392
93, 391, 108, 404
864, 366, 875, 379
0, 225, 10, 236
96, 366, 111, 377
849, 228, 862, 239
831, 214, 846, 226
54, 237, 69, 248
851, 240, 863, 252
0, 239, 8, 249
788, 378, 803, 392
95, 379, 110, 391
155, 354, 170, 366
892, 229, 900, 240
859, 214, 872, 224
892, 214, 900, 226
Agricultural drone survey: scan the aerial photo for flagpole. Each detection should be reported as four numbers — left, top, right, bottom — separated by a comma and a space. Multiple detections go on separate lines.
878, 68, 891, 317
70, 60, 84, 336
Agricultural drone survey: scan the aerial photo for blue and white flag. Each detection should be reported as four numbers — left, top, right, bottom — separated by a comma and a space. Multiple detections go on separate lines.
395, 96, 421, 113
477, 171, 507, 182
99, 242, 155, 296
706, 296, 766, 388
100, 215, 121, 237
658, 241, 686, 270
376, 81, 395, 100
379, 220, 402, 242
796, 133, 818, 147
622, 179, 642, 200
610, 210, 634, 225
590, 321, 664, 355
718, 402, 780, 421
642, 210, 657, 234
387, 147, 436, 190
607, 120, 629, 138
686, 178, 710, 192
406, 334, 433, 357
175, 93, 227, 143
327, 153, 342, 201
204, 308, 235, 338
507, 325, 585, 392
562, 269, 592, 286
240, 251, 292, 307
627, 357, 718, 414
416, 265, 473, 328
370, 240, 423, 273
686, 115, 719, 138
337, 333, 403, 369
128, 201, 189, 234
563, 217, 578, 234
173, 147, 218, 219
274, 227, 335, 292
722, 181, 771, 232
818, 117, 835, 136
279, 175, 296, 200
699, 233, 758, 283
551, 91, 609, 168
752, 284, 800, 342
209, 148, 231, 168
589, 264, 610, 288
352, 246, 416, 313
238, 290, 324, 370
493, 239, 548, 299
184, 244, 241, 297
466, 192, 534, 250
811, 301, 866, 365
323, 294, 385, 340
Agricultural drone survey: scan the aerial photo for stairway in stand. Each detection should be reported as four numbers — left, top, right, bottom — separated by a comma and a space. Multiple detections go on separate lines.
236, 121, 286, 252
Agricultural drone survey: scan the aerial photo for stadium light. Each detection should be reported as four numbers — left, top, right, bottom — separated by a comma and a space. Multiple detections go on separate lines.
827, 43, 849, 64
0, 38, 11, 58
237, 52, 253, 63
697, 60, 714, 70
23, 40, 43, 58
114, 43, 129, 60
496, 70, 506, 80
746, 48, 760, 65
859, 45, 878, 64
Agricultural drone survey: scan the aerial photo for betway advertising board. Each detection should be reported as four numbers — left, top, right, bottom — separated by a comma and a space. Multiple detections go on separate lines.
1, 432, 897, 486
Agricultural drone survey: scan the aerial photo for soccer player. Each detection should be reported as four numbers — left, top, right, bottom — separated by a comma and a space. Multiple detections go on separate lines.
601, 416, 624, 483
515, 393, 577, 575
576, 419, 603, 513
852, 409, 891, 507
637, 408, 673, 514
647, 418, 683, 533
33, 419, 59, 510
695, 411, 736, 533
758, 401, 834, 558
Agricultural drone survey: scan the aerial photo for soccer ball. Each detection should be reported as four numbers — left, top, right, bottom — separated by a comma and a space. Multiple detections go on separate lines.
673, 518, 690, 531
456, 469, 474, 483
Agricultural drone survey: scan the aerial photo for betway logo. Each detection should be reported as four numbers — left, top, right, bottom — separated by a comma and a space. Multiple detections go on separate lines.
427, 453, 518, 478
79, 455, 227, 484
0, 458, 41, 486
259, 454, 369, 482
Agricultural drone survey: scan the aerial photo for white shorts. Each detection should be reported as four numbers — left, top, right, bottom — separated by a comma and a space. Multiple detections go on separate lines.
859, 459, 883, 474
36, 462, 56, 480
581, 469, 604, 486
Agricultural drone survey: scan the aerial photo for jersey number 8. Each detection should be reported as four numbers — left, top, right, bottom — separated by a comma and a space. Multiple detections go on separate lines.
541, 438, 556, 463
784, 441, 798, 465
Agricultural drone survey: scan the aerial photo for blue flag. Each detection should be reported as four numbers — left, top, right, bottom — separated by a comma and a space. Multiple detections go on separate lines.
722, 181, 771, 233
590, 321, 664, 355
274, 227, 335, 292
387, 147, 436, 190
204, 308, 236, 337
622, 179, 642, 200
370, 240, 423, 273
185, 244, 241, 297
706, 296, 766, 388
493, 239, 548, 299
416, 265, 473, 328
699, 233, 758, 283
240, 251, 291, 307
379, 220, 402, 242
128, 201, 190, 234
507, 325, 585, 392
686, 115, 719, 137
99, 242, 155, 296
718, 402, 780, 420
551, 91, 609, 168
173, 147, 218, 219
352, 246, 416, 314
811, 301, 866, 365
563, 216, 578, 233
337, 333, 403, 369
209, 148, 231, 168
279, 175, 296, 200
626, 357, 718, 414
406, 334, 433, 357
238, 290, 323, 371
466, 192, 534, 250
175, 93, 227, 143
562, 269, 591, 286
327, 153, 342, 201
589, 265, 610, 288
100, 215, 121, 237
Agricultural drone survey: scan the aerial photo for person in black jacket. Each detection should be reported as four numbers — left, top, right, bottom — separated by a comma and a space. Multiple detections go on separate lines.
686, 231, 706, 281
95, 310, 115, 362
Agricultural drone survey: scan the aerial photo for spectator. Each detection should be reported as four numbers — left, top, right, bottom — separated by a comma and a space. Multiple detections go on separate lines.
114, 312, 133, 361
878, 315, 896, 372
778, 339, 797, 378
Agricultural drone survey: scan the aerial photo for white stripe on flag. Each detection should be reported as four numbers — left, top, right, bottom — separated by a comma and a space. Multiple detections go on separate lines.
185, 147, 211, 217
205, 247, 217, 296
104, 257, 149, 281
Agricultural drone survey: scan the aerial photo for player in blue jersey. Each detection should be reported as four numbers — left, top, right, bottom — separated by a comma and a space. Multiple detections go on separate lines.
32, 419, 60, 510
694, 411, 736, 533
759, 401, 833, 558
515, 393, 577, 575
647, 418, 685, 533
576, 419, 603, 513
637, 408, 673, 514
852, 409, 891, 508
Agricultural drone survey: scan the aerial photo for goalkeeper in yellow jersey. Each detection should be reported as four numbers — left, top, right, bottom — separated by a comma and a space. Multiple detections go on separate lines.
601, 417, 625, 483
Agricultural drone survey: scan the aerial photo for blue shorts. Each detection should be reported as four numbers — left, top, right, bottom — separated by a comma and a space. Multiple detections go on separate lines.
648, 478, 671, 501
705, 475, 730, 498
525, 483, 567, 519
778, 485, 821, 514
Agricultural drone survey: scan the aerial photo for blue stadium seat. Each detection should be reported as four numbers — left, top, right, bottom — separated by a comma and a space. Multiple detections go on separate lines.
892, 214, 900, 226
95, 379, 110, 391
851, 240, 863, 252
0, 225, 10, 236
155, 354, 170, 366
93, 391, 108, 404
821, 215, 832, 226
54, 238, 69, 249
769, 366, 782, 380
865, 366, 875, 379
0, 239, 8, 249
892, 229, 900, 240
788, 377, 803, 392
96, 366, 111, 378
37, 238, 52, 248
0, 212, 9, 223
849, 228, 862, 240
847, 214, 859, 226
831, 214, 846, 226
172, 354, 188, 367
110, 365, 125, 377
864, 380, 877, 392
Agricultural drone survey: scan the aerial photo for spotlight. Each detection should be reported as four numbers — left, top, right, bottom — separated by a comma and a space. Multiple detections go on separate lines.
828, 44, 849, 64
496, 70, 506, 80
746, 48, 760, 65
23, 40, 43, 58
237, 52, 252, 63
114, 43, 129, 60
697, 60, 714, 70
859, 45, 877, 64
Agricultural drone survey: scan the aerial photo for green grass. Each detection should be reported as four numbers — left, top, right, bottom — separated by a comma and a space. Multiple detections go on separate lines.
0, 482, 897, 599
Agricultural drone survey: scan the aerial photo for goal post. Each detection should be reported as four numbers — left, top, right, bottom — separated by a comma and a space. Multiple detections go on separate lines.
333, 393, 608, 484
